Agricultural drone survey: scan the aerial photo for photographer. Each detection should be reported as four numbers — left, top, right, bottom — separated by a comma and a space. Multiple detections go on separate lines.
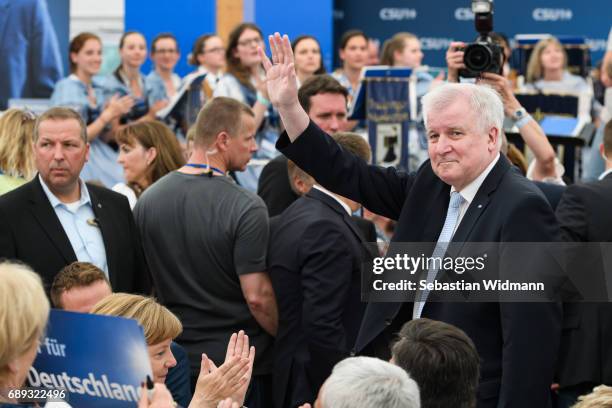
446, 43, 561, 183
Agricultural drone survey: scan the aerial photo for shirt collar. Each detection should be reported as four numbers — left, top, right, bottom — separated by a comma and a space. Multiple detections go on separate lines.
450, 153, 500, 204
38, 174, 91, 209
312, 185, 352, 215
599, 168, 612, 180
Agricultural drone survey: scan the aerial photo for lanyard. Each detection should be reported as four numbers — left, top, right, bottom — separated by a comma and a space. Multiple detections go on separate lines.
184, 163, 225, 176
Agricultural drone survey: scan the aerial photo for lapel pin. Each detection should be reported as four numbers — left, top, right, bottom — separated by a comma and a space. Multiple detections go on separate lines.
97, 203, 102, 208
477, 204, 483, 209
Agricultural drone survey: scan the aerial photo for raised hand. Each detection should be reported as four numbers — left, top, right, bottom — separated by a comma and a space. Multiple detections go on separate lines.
224, 331, 255, 405
259, 32, 298, 110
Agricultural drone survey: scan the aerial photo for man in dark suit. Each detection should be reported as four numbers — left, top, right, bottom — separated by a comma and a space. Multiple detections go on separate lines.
0, 107, 150, 294
268, 133, 373, 408
554, 120, 612, 407
257, 74, 349, 216
261, 33, 561, 408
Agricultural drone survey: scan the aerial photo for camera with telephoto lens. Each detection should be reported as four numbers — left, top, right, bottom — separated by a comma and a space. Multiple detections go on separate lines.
459, 0, 503, 78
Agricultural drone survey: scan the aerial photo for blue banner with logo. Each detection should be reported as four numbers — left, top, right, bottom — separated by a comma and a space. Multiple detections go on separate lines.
364, 78, 411, 169
29, 310, 152, 408
334, 0, 610, 69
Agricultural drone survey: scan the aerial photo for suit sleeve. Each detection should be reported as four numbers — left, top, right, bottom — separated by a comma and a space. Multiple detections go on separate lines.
125, 199, 152, 295
555, 185, 588, 242
277, 121, 415, 220
498, 193, 562, 407
299, 220, 355, 384
0, 206, 17, 260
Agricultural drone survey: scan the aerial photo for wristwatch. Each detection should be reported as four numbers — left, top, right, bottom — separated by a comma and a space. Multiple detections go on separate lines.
511, 107, 528, 122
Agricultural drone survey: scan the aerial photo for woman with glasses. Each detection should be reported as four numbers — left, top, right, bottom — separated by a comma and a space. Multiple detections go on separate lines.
214, 23, 279, 191
188, 34, 226, 90
50, 32, 137, 187
147, 33, 182, 100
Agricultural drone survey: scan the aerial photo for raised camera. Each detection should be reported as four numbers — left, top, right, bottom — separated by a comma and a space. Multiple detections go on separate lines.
459, 0, 503, 78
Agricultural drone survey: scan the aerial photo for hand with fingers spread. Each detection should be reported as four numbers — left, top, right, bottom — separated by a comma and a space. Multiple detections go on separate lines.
137, 382, 176, 408
224, 330, 256, 405
189, 353, 250, 408
259, 32, 310, 141
259, 32, 298, 109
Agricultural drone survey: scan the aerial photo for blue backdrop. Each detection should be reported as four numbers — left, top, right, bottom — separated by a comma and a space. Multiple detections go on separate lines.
125, 0, 216, 77
334, 0, 611, 70
48, 0, 70, 74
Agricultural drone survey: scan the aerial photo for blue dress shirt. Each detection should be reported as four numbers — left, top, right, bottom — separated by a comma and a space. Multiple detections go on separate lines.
38, 175, 108, 276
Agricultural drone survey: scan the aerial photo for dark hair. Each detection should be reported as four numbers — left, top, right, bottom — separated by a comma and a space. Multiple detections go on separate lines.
151, 32, 178, 54
119, 30, 145, 50
51, 262, 110, 308
339, 29, 368, 50
189, 34, 215, 66
391, 318, 480, 408
69, 32, 102, 73
194, 97, 254, 147
115, 121, 185, 194
298, 75, 348, 113
226, 23, 263, 89
292, 35, 326, 75
115, 31, 146, 78
604, 120, 612, 156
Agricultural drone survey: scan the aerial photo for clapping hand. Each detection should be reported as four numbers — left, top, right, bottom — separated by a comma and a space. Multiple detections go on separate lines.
224, 330, 255, 406
189, 353, 249, 408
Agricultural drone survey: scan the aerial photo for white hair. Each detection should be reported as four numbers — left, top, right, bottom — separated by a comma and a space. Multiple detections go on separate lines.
421, 82, 504, 150
321, 357, 420, 408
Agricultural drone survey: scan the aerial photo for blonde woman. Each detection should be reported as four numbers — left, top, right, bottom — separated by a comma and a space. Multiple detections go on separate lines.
0, 109, 36, 194
524, 36, 593, 122
92, 294, 253, 408
0, 261, 49, 405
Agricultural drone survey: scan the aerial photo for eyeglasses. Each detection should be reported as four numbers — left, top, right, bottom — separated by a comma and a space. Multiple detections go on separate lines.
237, 37, 263, 47
202, 47, 225, 54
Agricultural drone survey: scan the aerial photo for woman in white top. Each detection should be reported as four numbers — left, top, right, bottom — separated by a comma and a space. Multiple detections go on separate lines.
113, 121, 184, 208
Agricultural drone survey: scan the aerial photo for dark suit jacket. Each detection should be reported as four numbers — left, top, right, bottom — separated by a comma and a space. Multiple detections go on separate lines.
534, 181, 566, 211
258, 155, 298, 217
0, 177, 150, 294
555, 172, 612, 388
277, 121, 562, 408
268, 188, 371, 408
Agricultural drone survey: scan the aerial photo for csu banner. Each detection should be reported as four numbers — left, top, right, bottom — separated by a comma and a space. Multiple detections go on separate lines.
334, 0, 610, 69
29, 310, 152, 408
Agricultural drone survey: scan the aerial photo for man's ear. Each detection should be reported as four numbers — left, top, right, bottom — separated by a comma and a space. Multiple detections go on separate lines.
488, 127, 499, 151
216, 131, 230, 151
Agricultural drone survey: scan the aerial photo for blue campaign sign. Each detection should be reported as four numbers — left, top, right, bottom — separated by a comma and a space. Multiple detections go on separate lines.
334, 0, 610, 69
29, 310, 152, 408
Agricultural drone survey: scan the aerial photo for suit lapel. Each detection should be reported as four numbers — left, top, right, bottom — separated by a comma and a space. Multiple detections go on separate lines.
452, 155, 511, 245
27, 178, 76, 264
88, 187, 117, 286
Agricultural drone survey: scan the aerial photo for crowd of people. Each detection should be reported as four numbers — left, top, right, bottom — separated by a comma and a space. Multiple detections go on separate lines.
1, 20, 612, 408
